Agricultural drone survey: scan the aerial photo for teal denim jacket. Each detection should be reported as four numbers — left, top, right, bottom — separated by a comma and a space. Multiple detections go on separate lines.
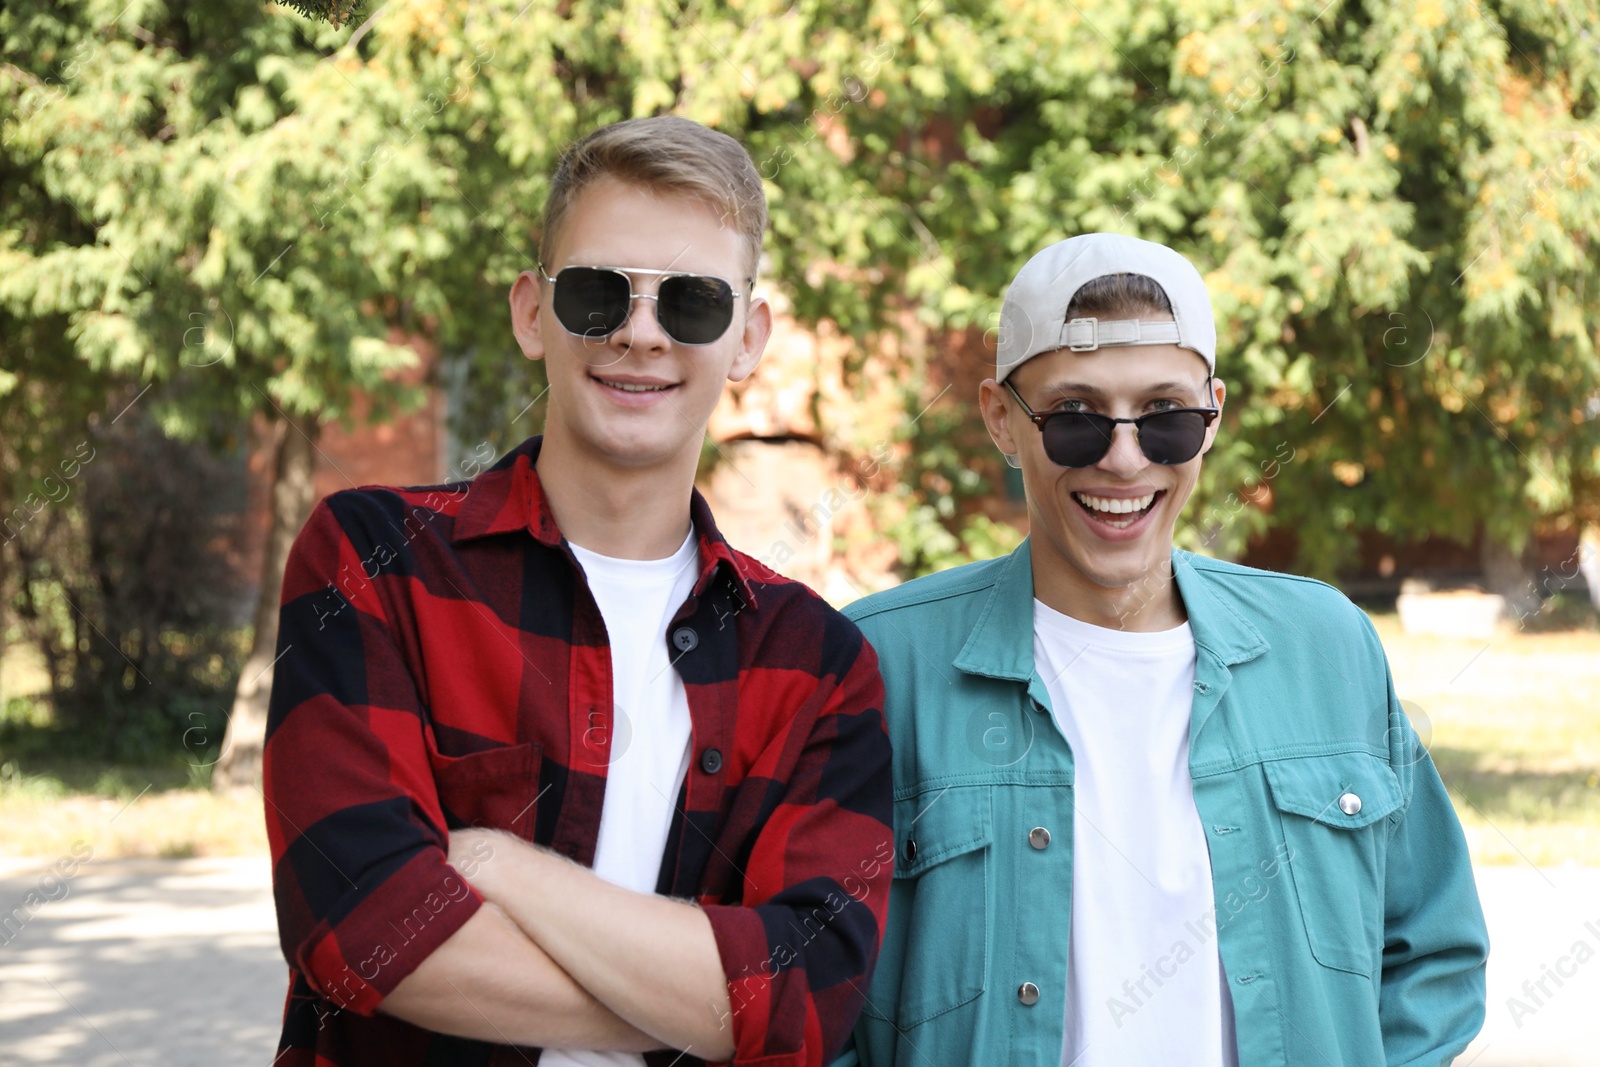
833, 541, 1487, 1067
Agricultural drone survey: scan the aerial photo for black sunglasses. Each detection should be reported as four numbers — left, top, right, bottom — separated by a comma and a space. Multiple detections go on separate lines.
1005, 379, 1219, 467
539, 264, 746, 346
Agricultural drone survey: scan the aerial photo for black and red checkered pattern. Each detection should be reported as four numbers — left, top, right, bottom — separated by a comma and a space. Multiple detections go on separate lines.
264, 436, 893, 1067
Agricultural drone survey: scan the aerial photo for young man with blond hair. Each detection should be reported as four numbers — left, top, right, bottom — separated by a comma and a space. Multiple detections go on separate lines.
265, 115, 894, 1067
835, 233, 1487, 1066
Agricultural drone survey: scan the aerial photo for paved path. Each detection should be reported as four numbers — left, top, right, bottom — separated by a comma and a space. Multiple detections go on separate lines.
0, 857, 283, 1066
1460, 865, 1600, 1067
0, 858, 1596, 1064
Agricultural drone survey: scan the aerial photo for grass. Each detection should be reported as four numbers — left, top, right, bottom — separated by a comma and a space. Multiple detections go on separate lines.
0, 609, 1596, 865
1368, 613, 1600, 867
0, 640, 264, 860
0, 757, 267, 859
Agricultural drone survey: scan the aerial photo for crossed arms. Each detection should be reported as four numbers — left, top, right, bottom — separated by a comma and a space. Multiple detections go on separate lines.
381, 828, 733, 1058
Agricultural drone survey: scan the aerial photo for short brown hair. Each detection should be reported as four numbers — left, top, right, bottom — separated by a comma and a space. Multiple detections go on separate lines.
538, 116, 767, 281
1066, 273, 1173, 320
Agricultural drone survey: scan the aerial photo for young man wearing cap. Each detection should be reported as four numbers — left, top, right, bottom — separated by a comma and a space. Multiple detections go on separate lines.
264, 116, 894, 1067
832, 233, 1487, 1066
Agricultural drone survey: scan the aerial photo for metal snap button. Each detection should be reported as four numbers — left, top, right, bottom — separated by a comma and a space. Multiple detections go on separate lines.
1017, 981, 1040, 1006
1029, 827, 1051, 850
1338, 792, 1362, 816
903, 837, 917, 864
699, 747, 723, 774
672, 627, 699, 652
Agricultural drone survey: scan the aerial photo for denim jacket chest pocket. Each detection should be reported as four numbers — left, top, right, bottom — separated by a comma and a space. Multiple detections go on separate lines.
862, 785, 993, 1029
1264, 751, 1404, 977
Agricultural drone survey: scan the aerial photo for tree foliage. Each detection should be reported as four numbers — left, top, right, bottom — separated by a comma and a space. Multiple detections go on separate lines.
3, 0, 1598, 762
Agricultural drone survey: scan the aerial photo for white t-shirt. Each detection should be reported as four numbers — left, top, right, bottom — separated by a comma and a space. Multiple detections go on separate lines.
1032, 600, 1238, 1067
543, 531, 699, 1067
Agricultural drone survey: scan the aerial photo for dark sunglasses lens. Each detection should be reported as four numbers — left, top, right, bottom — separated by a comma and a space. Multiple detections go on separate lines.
658, 275, 736, 345
1041, 413, 1116, 467
1137, 411, 1210, 464
553, 268, 631, 339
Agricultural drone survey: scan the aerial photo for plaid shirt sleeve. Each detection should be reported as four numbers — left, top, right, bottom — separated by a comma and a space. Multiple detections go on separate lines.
698, 610, 895, 1067
263, 495, 484, 1017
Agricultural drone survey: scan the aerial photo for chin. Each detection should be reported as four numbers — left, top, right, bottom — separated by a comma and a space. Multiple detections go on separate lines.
1058, 522, 1177, 590
579, 419, 693, 469
1074, 554, 1158, 591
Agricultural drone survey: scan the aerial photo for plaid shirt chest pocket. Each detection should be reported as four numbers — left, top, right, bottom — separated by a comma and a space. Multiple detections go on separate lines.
427, 742, 544, 843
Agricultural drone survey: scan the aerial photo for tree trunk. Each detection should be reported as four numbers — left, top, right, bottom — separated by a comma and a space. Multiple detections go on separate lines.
11, 523, 67, 710
1479, 533, 1539, 619
0, 525, 8, 711
212, 411, 319, 792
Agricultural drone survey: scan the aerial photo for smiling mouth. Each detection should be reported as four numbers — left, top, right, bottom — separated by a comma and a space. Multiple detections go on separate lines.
591, 374, 676, 393
1072, 490, 1164, 530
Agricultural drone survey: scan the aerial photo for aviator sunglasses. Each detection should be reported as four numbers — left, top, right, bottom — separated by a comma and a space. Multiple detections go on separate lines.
540, 264, 747, 346
1005, 378, 1220, 467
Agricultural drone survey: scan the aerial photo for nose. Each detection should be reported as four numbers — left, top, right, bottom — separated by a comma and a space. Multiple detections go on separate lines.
610, 290, 671, 353
1096, 420, 1149, 477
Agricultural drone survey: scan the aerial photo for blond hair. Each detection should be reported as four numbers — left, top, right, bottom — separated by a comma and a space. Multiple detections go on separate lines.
539, 116, 767, 281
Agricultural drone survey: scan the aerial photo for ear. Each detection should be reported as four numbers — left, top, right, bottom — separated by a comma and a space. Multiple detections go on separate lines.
727, 293, 773, 383
1200, 376, 1227, 454
509, 271, 546, 361
979, 377, 1023, 464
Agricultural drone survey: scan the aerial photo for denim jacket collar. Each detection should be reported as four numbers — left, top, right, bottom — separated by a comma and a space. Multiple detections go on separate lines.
951, 539, 1270, 683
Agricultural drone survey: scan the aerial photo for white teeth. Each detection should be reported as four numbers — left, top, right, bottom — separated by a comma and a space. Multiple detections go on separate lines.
1075, 492, 1156, 515
599, 378, 671, 393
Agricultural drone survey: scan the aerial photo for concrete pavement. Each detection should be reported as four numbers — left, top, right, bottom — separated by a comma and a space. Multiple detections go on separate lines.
1460, 865, 1600, 1067
0, 857, 283, 1066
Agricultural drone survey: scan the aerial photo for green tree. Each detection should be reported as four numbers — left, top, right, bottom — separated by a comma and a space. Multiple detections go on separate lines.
2, 1, 453, 783
807, 0, 1600, 593
7, 0, 1598, 782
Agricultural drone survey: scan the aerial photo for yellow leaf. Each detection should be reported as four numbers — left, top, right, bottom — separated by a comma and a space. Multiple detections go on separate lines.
1332, 461, 1365, 486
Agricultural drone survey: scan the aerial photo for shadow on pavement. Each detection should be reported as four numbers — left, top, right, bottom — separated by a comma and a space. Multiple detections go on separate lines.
0, 857, 284, 1067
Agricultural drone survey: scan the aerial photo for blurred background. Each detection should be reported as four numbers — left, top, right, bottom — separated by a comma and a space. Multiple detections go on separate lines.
1, 0, 1598, 1063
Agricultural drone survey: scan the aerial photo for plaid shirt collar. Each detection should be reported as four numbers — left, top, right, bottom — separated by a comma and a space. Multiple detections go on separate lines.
450, 434, 759, 609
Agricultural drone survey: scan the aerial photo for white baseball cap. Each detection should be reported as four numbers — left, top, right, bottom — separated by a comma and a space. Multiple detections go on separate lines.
996, 232, 1217, 381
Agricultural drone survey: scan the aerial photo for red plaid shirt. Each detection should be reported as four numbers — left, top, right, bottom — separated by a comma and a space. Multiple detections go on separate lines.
264, 435, 893, 1067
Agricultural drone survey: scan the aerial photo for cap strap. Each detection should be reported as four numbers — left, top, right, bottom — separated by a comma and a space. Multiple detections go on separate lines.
1060, 316, 1182, 352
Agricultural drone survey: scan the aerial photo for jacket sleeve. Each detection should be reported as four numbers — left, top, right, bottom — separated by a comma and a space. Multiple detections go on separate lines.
263, 495, 483, 1016
699, 622, 895, 1067
1378, 681, 1490, 1066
